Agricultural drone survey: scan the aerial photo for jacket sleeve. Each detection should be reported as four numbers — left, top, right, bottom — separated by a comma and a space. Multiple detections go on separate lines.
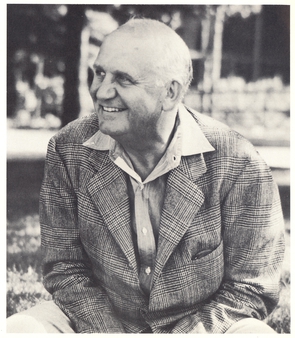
40, 137, 125, 333
171, 155, 285, 333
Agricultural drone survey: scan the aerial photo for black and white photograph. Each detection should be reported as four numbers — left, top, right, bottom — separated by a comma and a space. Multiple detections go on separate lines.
6, 3, 290, 334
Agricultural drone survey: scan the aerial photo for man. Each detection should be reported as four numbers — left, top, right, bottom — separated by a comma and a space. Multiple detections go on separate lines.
7, 18, 285, 333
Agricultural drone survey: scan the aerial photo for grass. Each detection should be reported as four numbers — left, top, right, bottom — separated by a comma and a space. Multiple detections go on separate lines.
266, 220, 290, 333
6, 158, 290, 333
6, 214, 52, 317
7, 159, 53, 318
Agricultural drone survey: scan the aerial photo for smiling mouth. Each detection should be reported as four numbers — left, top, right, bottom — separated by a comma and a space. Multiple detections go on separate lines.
101, 106, 126, 113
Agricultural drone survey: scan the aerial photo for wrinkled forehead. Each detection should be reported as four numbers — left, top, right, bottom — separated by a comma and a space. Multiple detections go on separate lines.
104, 30, 162, 60
97, 30, 162, 73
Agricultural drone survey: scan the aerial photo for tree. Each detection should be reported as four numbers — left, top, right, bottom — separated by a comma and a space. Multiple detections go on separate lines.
61, 5, 86, 127
7, 4, 67, 117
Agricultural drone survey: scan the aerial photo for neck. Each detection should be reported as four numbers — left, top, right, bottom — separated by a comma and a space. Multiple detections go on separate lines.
117, 108, 178, 180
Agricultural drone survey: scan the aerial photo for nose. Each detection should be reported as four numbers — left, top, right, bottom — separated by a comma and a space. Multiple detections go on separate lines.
92, 75, 116, 101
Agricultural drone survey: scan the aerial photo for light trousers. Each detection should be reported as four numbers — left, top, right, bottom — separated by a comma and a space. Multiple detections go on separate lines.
6, 300, 277, 334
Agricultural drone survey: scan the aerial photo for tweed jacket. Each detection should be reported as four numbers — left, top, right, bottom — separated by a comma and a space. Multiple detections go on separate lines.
40, 105, 285, 333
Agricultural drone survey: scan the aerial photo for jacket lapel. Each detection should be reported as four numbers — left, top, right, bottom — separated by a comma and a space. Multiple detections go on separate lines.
86, 149, 138, 271
152, 154, 207, 284
85, 148, 208, 289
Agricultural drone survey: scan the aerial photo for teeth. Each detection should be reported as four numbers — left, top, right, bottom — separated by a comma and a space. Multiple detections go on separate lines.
102, 106, 125, 112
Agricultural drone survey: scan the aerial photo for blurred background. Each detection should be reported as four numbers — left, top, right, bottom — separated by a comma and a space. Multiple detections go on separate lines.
6, 4, 290, 332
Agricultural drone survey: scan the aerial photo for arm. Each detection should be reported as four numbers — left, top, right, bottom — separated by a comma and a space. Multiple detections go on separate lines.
40, 137, 125, 333
172, 156, 285, 333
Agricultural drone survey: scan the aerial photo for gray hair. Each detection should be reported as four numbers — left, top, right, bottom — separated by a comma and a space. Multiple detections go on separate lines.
116, 18, 193, 97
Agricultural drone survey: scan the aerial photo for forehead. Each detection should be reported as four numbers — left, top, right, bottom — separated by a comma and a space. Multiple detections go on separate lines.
94, 31, 159, 75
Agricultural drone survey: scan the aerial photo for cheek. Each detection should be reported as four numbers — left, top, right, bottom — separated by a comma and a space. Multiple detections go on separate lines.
89, 79, 101, 99
89, 84, 96, 100
120, 88, 164, 120
128, 101, 162, 130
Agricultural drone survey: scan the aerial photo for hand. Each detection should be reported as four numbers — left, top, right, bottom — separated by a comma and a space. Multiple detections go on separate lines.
189, 321, 207, 334
171, 315, 208, 334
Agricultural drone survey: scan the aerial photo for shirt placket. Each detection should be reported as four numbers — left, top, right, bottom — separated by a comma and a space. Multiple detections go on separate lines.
133, 182, 156, 294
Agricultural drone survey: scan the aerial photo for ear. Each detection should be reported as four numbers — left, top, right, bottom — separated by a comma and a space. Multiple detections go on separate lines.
162, 81, 183, 111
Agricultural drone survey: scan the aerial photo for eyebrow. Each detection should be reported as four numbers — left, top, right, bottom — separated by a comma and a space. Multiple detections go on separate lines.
93, 64, 105, 72
93, 64, 136, 82
114, 70, 136, 82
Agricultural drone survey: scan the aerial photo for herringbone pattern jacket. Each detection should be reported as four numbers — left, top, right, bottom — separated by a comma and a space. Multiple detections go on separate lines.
40, 106, 285, 333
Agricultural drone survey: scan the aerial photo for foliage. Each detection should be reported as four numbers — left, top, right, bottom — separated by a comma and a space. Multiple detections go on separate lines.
267, 271, 290, 333
7, 5, 67, 59
184, 76, 290, 145
8, 4, 289, 129
7, 266, 52, 318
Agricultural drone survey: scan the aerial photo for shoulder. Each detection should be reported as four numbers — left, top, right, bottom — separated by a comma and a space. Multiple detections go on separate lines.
185, 106, 263, 164
51, 113, 99, 146
45, 113, 100, 166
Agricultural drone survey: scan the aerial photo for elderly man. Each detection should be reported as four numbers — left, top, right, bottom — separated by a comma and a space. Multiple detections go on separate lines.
7, 18, 284, 333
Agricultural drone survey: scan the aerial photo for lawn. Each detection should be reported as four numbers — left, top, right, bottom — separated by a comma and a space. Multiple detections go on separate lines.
7, 159, 53, 317
6, 157, 290, 333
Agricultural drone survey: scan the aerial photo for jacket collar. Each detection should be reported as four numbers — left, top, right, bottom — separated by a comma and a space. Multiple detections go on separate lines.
83, 103, 215, 157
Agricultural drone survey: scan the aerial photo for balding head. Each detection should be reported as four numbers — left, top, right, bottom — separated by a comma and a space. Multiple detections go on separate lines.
108, 18, 193, 98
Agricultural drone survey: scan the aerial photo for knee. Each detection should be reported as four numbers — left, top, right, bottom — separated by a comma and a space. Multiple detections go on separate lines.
6, 313, 47, 333
225, 318, 276, 334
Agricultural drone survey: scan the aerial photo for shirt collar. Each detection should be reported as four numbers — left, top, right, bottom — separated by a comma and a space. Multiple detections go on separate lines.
178, 103, 215, 155
83, 103, 215, 156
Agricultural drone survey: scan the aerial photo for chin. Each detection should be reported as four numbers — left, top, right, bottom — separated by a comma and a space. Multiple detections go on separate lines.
99, 122, 127, 138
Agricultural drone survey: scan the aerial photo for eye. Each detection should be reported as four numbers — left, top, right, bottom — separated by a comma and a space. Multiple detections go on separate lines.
93, 66, 106, 81
95, 70, 106, 78
116, 74, 133, 86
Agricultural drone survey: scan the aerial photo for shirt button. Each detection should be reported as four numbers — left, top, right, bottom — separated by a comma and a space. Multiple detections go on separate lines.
142, 227, 147, 235
139, 183, 144, 190
145, 267, 151, 275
